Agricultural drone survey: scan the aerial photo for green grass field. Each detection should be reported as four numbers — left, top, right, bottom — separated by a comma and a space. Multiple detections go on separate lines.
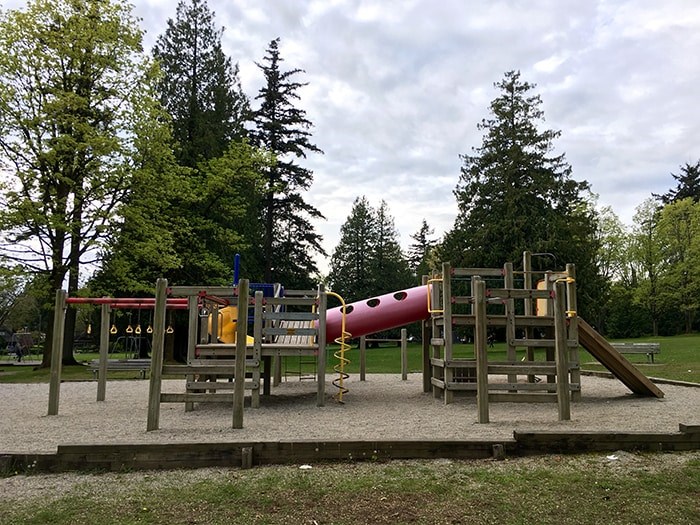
1, 454, 699, 524
1, 332, 698, 384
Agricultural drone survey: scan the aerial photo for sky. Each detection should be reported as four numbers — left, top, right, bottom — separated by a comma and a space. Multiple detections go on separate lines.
5, 0, 700, 275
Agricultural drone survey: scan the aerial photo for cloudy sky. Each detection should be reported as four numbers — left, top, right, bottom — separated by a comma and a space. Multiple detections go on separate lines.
7, 0, 700, 274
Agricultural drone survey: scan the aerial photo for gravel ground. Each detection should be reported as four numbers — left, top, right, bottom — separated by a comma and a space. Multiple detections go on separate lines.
0, 373, 698, 454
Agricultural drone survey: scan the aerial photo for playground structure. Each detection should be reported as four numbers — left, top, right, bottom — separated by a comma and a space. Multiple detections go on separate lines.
46, 251, 664, 430
421, 255, 663, 422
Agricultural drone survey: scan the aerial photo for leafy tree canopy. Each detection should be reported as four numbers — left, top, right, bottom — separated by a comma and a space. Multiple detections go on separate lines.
0, 0, 161, 364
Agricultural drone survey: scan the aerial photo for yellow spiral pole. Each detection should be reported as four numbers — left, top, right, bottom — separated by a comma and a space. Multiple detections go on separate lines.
326, 291, 351, 403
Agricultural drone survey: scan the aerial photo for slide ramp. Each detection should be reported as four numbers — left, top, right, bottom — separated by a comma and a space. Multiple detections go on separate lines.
578, 318, 664, 398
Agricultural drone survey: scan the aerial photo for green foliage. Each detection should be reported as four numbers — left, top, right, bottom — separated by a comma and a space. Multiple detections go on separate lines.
94, 140, 269, 293
153, 0, 249, 168
251, 37, 325, 287
329, 197, 412, 303
629, 198, 666, 335
94, 0, 271, 293
439, 70, 603, 318
370, 201, 414, 295
656, 198, 700, 333
603, 283, 651, 338
0, 0, 161, 363
328, 196, 376, 300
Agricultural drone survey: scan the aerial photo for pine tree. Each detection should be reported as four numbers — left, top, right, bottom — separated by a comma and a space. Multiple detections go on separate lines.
329, 198, 412, 302
656, 161, 700, 205
328, 197, 376, 302
408, 219, 436, 281
153, 0, 248, 168
440, 70, 602, 317
371, 201, 413, 295
251, 38, 325, 286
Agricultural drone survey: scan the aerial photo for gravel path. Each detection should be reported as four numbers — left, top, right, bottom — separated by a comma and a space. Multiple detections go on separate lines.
1, 374, 698, 454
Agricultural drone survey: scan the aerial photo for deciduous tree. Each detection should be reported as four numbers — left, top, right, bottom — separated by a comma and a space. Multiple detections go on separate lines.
0, 0, 160, 365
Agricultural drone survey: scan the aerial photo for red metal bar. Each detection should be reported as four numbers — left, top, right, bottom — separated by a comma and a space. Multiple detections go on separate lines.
98, 303, 189, 310
66, 297, 188, 305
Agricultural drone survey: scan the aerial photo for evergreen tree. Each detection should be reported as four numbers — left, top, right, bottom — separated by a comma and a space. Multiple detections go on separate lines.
329, 197, 412, 302
251, 38, 325, 287
439, 70, 602, 317
656, 161, 700, 205
408, 219, 436, 281
328, 197, 376, 302
153, 0, 248, 168
371, 201, 413, 295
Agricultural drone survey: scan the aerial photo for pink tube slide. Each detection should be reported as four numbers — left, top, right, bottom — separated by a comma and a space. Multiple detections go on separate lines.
325, 285, 431, 341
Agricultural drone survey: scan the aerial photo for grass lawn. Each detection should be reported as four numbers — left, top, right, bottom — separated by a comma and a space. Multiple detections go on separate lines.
1, 454, 698, 524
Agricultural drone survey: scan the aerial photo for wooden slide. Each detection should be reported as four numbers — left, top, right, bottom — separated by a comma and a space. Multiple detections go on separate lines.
578, 318, 664, 398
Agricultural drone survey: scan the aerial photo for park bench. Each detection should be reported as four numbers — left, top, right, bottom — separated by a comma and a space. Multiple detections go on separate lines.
88, 359, 151, 379
610, 342, 660, 363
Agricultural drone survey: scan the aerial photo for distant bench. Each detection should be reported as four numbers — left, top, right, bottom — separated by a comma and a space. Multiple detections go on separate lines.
610, 342, 660, 363
88, 359, 151, 379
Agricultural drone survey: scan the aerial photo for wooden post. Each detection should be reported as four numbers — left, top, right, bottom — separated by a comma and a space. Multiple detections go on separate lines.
474, 279, 489, 423
431, 276, 442, 399
504, 262, 517, 389
146, 278, 168, 431
241, 446, 253, 469
48, 289, 67, 416
359, 335, 367, 381
421, 275, 431, 393
185, 294, 198, 412
252, 290, 263, 408
442, 262, 454, 405
400, 328, 408, 380
233, 279, 249, 428
522, 251, 536, 384
544, 271, 555, 383
554, 281, 571, 421
96, 303, 110, 402
316, 284, 328, 407
566, 263, 581, 402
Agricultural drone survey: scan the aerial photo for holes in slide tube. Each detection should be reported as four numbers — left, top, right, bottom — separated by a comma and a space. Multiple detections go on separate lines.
342, 305, 354, 315
393, 291, 408, 301
367, 298, 380, 308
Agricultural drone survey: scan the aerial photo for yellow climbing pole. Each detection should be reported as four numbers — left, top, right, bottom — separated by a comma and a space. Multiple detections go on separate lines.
326, 291, 351, 403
